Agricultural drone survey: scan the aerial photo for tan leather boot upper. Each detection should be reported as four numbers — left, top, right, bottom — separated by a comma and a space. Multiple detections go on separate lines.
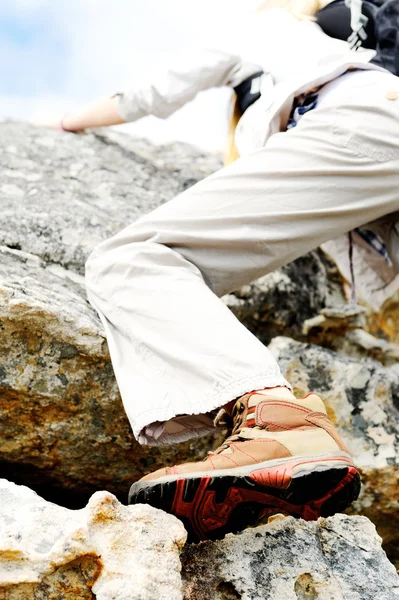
140, 392, 350, 482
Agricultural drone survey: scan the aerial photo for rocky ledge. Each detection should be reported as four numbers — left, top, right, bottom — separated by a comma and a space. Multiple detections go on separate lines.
0, 479, 398, 600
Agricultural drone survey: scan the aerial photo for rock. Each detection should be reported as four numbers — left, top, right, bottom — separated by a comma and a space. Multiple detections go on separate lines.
302, 304, 368, 338
224, 250, 346, 347
0, 122, 221, 275
225, 252, 399, 365
0, 122, 224, 506
0, 479, 186, 600
0, 245, 221, 506
269, 336, 399, 565
337, 328, 399, 366
181, 514, 399, 600
302, 306, 399, 366
0, 479, 397, 600
367, 288, 399, 346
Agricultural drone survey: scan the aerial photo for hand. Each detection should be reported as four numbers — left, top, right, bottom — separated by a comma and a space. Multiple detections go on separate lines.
31, 116, 65, 130
31, 97, 125, 132
32, 116, 87, 133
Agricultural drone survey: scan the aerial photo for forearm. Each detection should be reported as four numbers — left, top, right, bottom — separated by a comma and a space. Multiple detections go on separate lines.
62, 96, 126, 131
37, 49, 247, 132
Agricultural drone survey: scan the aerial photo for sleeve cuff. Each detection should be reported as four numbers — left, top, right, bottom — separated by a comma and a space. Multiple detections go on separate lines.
112, 92, 133, 122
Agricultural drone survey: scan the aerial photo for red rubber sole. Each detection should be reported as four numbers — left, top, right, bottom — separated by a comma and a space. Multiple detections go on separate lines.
129, 463, 360, 543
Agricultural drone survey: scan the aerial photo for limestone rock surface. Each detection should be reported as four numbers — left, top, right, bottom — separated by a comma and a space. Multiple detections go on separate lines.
182, 514, 399, 600
224, 250, 347, 346
0, 122, 223, 505
225, 261, 399, 363
0, 122, 221, 275
0, 479, 186, 600
0, 243, 221, 505
269, 336, 399, 564
0, 479, 397, 600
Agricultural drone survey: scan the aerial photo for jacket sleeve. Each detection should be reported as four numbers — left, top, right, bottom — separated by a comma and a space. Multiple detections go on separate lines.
114, 48, 262, 122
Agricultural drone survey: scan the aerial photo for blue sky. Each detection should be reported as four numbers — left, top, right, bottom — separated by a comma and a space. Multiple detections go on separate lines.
0, 2, 67, 95
0, 0, 258, 150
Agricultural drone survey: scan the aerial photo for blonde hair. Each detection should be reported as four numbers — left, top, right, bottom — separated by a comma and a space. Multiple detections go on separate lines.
224, 0, 327, 166
255, 0, 324, 19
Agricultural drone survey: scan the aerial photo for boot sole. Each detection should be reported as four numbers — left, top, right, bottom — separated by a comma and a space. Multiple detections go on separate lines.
128, 453, 361, 543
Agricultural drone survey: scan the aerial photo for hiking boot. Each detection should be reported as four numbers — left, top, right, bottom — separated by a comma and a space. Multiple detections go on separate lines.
128, 392, 360, 542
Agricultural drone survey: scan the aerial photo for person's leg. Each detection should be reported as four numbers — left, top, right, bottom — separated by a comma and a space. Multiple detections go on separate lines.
86, 70, 399, 443
86, 70, 399, 538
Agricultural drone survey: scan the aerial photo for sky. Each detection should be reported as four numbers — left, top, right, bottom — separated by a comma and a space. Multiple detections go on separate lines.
0, 0, 259, 152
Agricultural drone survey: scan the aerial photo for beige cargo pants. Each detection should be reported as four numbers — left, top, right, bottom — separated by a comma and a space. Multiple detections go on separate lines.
86, 70, 399, 445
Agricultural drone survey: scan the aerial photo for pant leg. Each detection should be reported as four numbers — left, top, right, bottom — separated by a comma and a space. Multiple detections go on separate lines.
86, 70, 399, 445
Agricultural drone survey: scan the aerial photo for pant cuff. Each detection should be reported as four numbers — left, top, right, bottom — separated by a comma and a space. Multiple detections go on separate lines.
134, 373, 292, 446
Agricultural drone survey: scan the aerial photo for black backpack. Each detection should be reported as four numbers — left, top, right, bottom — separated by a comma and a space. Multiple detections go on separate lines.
316, 0, 399, 75
316, 0, 384, 49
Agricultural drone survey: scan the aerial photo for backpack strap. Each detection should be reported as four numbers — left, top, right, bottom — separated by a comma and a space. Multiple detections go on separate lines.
234, 71, 264, 114
345, 0, 385, 49
345, 0, 370, 48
